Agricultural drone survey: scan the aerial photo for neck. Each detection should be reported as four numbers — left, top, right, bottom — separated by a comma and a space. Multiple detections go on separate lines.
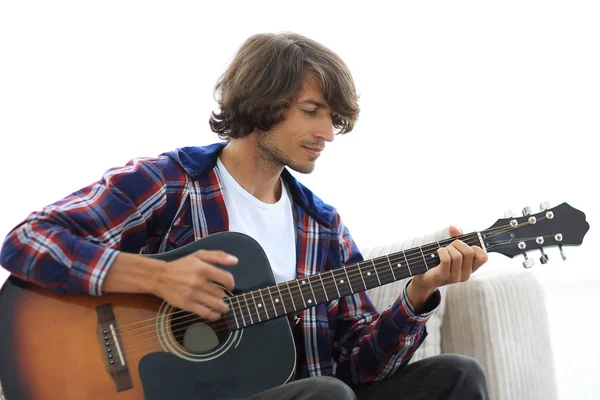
219, 137, 283, 204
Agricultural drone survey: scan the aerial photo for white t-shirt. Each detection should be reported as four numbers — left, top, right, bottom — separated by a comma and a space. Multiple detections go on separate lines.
216, 158, 297, 284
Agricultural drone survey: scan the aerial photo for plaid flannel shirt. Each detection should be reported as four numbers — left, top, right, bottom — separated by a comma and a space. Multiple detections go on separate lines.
0, 142, 440, 385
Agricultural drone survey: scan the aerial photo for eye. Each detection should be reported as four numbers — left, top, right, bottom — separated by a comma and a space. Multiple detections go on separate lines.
303, 109, 318, 116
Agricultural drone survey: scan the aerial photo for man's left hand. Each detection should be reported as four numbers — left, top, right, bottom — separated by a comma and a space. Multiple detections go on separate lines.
406, 226, 488, 313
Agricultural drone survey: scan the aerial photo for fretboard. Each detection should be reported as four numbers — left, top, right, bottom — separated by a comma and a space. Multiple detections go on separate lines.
225, 232, 481, 330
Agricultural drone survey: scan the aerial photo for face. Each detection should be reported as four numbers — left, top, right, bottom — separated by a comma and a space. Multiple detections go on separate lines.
256, 74, 335, 174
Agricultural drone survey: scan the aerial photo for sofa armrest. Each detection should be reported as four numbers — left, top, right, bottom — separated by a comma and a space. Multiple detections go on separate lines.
442, 269, 557, 400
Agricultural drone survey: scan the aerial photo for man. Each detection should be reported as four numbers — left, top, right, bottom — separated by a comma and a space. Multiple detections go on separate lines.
0, 32, 489, 399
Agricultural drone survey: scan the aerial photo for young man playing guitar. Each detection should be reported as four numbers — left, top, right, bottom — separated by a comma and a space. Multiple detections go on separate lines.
0, 32, 489, 399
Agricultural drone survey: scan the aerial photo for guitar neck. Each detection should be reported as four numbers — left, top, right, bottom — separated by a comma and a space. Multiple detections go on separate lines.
226, 232, 483, 329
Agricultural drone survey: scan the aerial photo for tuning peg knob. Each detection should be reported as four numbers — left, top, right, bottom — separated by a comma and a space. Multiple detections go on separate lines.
504, 209, 516, 218
522, 207, 531, 216
522, 254, 534, 269
559, 245, 567, 261
540, 249, 549, 264
539, 202, 550, 211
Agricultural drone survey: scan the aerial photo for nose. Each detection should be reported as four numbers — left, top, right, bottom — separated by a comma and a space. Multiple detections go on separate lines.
313, 114, 335, 143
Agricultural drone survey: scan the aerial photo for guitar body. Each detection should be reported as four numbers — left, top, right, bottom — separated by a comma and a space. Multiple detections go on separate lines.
0, 232, 296, 400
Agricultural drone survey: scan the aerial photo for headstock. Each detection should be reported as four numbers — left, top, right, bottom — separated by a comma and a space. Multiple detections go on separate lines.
482, 202, 590, 268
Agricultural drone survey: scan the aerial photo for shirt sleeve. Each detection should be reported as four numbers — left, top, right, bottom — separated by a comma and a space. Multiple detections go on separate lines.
328, 213, 441, 385
0, 156, 184, 295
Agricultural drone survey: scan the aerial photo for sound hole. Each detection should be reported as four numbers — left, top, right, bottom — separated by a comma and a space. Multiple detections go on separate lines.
170, 310, 230, 353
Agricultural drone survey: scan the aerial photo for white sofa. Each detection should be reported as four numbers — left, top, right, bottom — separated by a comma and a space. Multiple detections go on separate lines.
362, 235, 558, 400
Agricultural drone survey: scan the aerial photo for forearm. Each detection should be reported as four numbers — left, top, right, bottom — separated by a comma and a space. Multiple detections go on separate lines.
102, 252, 167, 295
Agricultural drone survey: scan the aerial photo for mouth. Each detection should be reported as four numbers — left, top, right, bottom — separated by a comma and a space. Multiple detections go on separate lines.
302, 145, 324, 157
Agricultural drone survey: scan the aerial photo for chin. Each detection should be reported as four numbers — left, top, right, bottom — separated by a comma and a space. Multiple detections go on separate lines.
288, 161, 316, 174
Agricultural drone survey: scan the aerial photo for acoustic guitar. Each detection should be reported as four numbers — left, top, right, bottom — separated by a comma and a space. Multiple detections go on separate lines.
0, 202, 589, 399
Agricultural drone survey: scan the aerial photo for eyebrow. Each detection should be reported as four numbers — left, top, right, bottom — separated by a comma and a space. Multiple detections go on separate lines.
298, 99, 328, 108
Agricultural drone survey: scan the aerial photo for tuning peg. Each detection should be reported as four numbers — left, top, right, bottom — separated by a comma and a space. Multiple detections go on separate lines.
539, 248, 549, 264
558, 245, 567, 261
504, 209, 516, 218
522, 206, 531, 216
539, 202, 550, 211
522, 253, 534, 269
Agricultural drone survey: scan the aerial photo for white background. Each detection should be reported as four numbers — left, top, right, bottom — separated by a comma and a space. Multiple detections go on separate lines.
1, 1, 598, 398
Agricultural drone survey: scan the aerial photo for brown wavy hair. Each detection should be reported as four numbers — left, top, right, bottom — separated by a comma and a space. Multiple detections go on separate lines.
209, 32, 360, 140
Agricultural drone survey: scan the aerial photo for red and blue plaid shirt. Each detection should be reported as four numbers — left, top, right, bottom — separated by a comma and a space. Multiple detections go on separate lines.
0, 142, 439, 385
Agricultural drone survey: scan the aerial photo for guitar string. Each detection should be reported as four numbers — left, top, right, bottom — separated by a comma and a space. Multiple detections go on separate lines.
116, 223, 518, 334
115, 221, 536, 339
121, 232, 558, 359
118, 223, 539, 355
119, 224, 551, 356
118, 230, 490, 337
119, 233, 489, 356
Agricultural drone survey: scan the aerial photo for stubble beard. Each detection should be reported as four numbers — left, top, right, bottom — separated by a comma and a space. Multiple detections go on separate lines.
256, 134, 316, 174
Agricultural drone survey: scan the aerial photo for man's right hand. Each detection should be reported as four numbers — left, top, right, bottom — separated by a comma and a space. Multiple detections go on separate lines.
153, 250, 237, 321
103, 249, 237, 322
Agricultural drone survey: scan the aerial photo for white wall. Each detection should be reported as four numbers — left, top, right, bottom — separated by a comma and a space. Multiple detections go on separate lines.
1, 1, 598, 398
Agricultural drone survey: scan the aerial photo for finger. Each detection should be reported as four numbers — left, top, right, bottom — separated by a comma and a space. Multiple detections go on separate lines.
193, 283, 229, 313
447, 245, 463, 282
448, 225, 463, 238
472, 246, 488, 272
184, 301, 222, 322
436, 247, 451, 280
192, 249, 239, 266
200, 262, 236, 292
452, 240, 475, 281
194, 289, 230, 314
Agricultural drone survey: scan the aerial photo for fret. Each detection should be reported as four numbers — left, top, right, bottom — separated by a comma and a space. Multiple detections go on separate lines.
285, 282, 298, 311
332, 269, 353, 297
228, 296, 240, 329
329, 270, 341, 298
257, 288, 271, 319
357, 261, 377, 290
249, 291, 261, 322
371, 259, 382, 286
304, 277, 319, 307
266, 286, 283, 317
419, 246, 429, 270
232, 295, 247, 327
385, 254, 397, 281
419, 245, 440, 270
343, 268, 354, 293
242, 292, 254, 325
296, 280, 307, 308
402, 251, 412, 275
252, 291, 265, 322
274, 284, 288, 315
347, 265, 366, 293
317, 273, 329, 302
254, 289, 269, 321
356, 263, 368, 291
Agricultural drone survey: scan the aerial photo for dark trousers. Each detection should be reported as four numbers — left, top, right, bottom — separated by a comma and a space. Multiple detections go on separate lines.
247, 354, 489, 400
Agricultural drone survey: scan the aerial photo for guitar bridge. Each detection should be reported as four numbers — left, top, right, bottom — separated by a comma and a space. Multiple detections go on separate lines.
96, 304, 133, 392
